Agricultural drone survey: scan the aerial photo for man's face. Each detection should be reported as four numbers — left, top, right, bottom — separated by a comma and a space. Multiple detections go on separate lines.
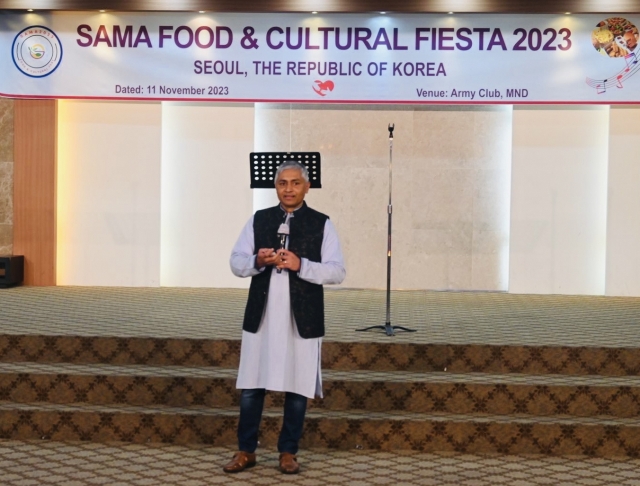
275, 168, 310, 211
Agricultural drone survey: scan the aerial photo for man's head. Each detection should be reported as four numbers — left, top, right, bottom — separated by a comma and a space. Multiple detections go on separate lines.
274, 161, 311, 212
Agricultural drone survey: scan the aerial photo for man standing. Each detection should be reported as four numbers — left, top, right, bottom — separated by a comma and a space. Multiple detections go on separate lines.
224, 160, 346, 474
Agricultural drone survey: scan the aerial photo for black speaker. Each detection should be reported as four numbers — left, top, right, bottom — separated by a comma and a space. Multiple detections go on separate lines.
0, 256, 24, 287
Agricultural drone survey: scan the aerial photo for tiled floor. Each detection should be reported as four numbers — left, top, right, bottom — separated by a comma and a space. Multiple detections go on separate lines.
2, 440, 640, 486
1, 286, 640, 346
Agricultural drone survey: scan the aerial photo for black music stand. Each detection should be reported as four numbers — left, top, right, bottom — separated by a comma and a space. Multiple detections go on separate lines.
356, 124, 416, 336
250, 152, 322, 188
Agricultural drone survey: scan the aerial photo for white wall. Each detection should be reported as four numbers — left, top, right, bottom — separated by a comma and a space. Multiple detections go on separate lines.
606, 106, 640, 296
57, 101, 639, 295
255, 104, 513, 290
160, 102, 254, 288
57, 100, 162, 286
253, 103, 287, 212
509, 106, 609, 295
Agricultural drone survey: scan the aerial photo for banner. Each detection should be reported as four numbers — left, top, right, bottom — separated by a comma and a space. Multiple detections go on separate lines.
1, 11, 639, 103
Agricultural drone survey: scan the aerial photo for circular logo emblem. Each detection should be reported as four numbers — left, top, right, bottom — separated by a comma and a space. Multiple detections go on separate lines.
12, 25, 63, 77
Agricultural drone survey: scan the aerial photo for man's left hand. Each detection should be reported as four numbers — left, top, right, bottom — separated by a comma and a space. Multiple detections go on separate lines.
275, 249, 301, 272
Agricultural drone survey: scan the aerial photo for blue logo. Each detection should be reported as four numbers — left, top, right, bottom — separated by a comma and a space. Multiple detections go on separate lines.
12, 25, 63, 78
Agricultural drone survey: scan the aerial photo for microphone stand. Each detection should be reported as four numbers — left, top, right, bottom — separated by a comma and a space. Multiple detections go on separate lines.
357, 124, 416, 336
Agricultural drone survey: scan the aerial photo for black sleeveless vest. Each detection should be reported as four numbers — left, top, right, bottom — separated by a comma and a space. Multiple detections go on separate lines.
242, 202, 328, 339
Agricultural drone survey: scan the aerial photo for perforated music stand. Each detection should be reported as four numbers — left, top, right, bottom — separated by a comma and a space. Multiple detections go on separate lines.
250, 152, 322, 188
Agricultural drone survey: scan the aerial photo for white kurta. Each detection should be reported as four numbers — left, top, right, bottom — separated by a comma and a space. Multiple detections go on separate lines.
230, 212, 345, 399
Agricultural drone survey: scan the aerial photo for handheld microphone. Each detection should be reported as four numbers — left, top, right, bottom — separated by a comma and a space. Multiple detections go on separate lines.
276, 223, 289, 274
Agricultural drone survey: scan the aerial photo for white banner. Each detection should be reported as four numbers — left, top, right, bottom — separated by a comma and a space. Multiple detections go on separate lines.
1, 11, 639, 103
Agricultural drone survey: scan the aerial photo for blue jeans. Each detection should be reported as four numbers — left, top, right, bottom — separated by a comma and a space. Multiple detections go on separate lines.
238, 388, 308, 454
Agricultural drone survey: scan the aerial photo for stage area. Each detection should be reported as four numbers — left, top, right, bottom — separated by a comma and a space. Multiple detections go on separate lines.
1, 286, 640, 457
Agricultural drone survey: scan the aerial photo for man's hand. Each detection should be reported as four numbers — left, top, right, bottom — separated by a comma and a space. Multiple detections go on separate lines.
256, 248, 278, 268
275, 249, 301, 272
256, 248, 301, 272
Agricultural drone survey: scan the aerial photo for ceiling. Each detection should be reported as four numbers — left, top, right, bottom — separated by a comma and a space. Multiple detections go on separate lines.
1, 0, 640, 14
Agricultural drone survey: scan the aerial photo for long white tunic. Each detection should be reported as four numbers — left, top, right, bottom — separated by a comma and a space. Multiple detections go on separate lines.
230, 212, 345, 399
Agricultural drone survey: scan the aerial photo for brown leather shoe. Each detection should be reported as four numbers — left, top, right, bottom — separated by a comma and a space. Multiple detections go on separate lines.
222, 451, 257, 473
279, 452, 300, 474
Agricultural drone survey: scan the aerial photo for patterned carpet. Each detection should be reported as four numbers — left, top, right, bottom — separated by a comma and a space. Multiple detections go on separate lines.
1, 286, 640, 475
2, 440, 640, 486
0, 286, 639, 346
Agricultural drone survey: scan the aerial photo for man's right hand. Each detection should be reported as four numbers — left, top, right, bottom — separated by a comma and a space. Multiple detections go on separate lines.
256, 248, 278, 268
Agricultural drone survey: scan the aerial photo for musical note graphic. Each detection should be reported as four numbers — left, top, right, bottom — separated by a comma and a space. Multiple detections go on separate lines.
587, 56, 640, 94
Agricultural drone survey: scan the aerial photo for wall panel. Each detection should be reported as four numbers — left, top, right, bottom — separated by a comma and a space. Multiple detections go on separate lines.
606, 105, 640, 296
0, 98, 14, 256
57, 100, 162, 286
14, 99, 57, 286
509, 106, 609, 295
255, 104, 512, 290
160, 102, 254, 288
